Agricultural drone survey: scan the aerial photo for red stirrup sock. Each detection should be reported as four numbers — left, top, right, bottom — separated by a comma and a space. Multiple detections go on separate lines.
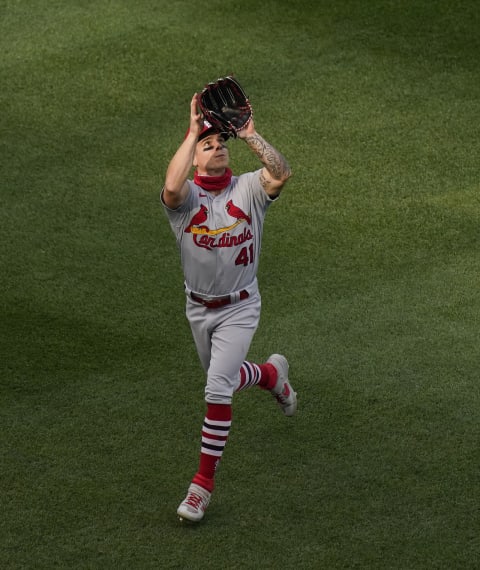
236, 361, 278, 392
192, 403, 232, 493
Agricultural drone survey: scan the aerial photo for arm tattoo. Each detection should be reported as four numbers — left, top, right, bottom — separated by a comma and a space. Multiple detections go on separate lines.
244, 134, 291, 180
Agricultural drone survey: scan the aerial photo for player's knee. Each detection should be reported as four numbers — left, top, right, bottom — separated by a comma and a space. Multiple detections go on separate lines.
205, 381, 233, 405
205, 392, 232, 405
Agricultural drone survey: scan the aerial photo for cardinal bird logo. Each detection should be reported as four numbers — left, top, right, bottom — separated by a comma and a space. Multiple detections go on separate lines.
225, 200, 251, 225
185, 200, 252, 240
184, 204, 208, 233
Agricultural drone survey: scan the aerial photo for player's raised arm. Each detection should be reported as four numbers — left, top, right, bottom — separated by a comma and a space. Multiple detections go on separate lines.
237, 118, 292, 198
162, 94, 203, 209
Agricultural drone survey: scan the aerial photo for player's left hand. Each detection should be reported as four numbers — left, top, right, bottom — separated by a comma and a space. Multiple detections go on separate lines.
236, 116, 256, 139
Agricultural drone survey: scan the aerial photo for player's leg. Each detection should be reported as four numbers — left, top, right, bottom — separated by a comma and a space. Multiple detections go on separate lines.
236, 359, 277, 391
178, 295, 297, 522
185, 297, 213, 373
203, 293, 261, 404
176, 400, 231, 523
178, 295, 260, 522
237, 355, 297, 416
194, 296, 261, 481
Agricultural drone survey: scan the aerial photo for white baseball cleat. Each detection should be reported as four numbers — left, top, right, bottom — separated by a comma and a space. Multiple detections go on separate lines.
177, 483, 211, 523
267, 354, 297, 416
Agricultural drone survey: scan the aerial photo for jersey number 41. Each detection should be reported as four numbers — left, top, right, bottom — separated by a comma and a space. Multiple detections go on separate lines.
235, 245, 254, 266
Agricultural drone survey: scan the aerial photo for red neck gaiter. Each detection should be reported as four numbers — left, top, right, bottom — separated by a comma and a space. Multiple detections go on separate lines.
194, 168, 233, 191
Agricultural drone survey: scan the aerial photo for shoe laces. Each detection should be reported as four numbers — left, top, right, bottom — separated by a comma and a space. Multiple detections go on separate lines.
185, 492, 205, 510
275, 382, 291, 404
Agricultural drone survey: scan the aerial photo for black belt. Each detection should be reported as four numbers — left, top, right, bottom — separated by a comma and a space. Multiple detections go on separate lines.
190, 290, 249, 309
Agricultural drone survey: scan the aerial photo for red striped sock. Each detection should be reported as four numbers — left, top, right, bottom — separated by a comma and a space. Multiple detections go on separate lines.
236, 361, 278, 392
192, 403, 232, 493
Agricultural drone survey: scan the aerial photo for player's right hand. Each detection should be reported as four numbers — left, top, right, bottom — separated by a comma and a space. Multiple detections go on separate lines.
187, 93, 204, 139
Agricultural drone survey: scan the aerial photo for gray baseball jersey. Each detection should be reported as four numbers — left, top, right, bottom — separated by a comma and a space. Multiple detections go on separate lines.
162, 169, 276, 297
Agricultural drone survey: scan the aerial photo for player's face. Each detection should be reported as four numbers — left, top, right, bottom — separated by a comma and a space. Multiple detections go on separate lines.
194, 134, 229, 175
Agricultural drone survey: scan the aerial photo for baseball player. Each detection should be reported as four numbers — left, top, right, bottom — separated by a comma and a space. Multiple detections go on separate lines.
161, 93, 297, 523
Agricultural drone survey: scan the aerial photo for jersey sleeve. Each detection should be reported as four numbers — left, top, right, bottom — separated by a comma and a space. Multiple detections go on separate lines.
242, 169, 279, 207
161, 182, 196, 242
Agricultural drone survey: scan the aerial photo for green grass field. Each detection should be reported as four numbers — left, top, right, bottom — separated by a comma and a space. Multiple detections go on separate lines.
2, 1, 480, 568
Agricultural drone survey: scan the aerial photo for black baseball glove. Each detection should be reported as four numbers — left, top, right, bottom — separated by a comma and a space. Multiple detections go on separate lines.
198, 76, 253, 138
